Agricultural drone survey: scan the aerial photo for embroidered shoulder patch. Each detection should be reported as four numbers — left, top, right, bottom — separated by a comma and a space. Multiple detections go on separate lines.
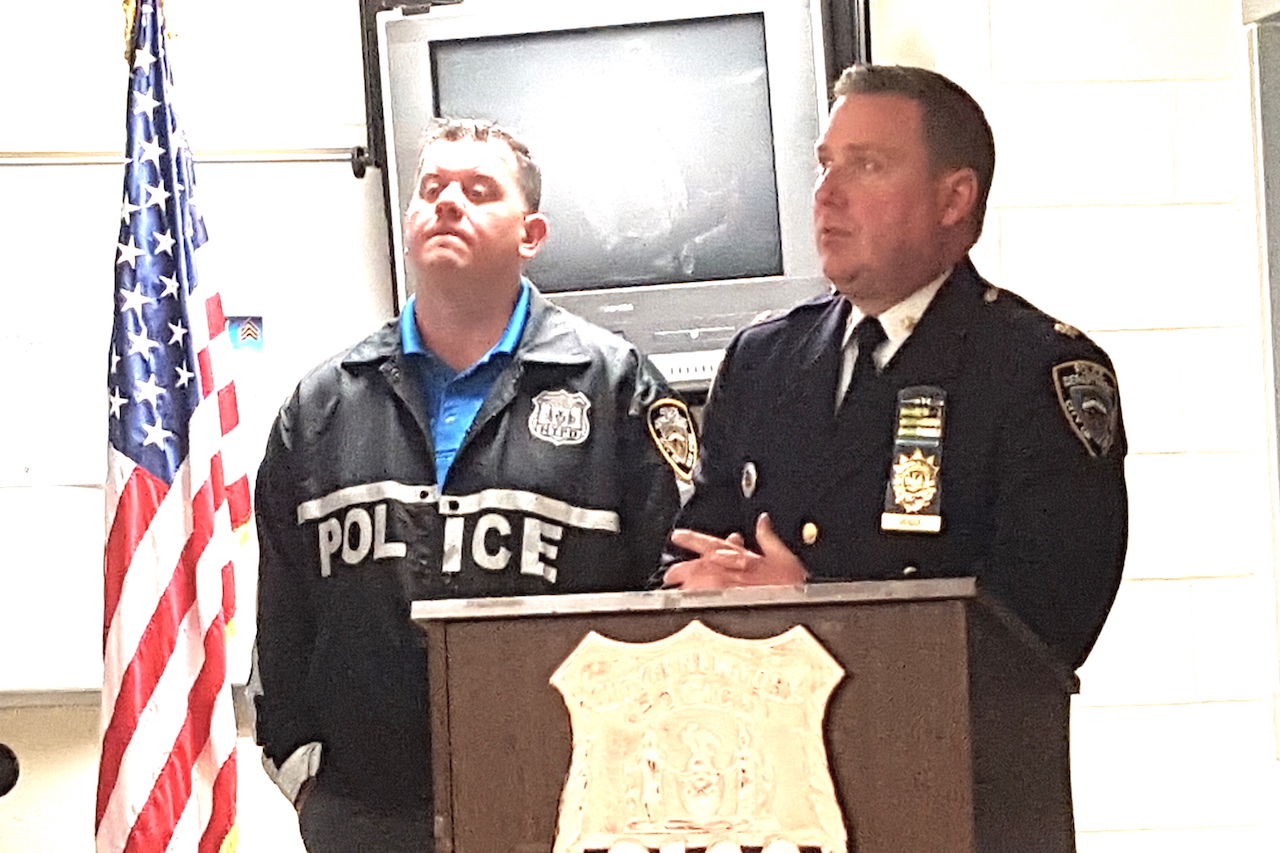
1052, 361, 1120, 457
646, 398, 699, 481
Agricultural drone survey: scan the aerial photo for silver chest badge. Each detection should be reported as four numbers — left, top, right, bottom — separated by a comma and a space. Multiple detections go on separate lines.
529, 389, 592, 446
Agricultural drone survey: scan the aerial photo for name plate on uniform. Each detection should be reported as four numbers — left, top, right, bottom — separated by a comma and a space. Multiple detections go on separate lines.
549, 621, 847, 853
881, 386, 946, 534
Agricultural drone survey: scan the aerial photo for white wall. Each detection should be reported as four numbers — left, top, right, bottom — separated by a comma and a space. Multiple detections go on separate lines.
2, 0, 1278, 850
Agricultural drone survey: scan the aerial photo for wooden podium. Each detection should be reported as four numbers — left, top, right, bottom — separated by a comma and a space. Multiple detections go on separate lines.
412, 578, 1079, 853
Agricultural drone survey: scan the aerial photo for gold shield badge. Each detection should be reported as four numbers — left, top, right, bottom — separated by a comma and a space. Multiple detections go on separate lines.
890, 448, 940, 514
647, 398, 699, 481
881, 386, 945, 534
549, 621, 846, 853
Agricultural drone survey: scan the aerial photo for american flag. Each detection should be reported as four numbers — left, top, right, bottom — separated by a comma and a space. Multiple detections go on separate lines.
98, 3, 251, 851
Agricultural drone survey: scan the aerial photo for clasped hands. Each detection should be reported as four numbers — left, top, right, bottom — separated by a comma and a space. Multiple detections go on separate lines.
662, 512, 808, 590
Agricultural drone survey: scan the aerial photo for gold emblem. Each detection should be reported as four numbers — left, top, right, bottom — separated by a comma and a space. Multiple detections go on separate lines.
801, 522, 818, 545
549, 621, 847, 853
647, 398, 699, 481
882, 387, 946, 534
1052, 360, 1120, 457
891, 448, 940, 513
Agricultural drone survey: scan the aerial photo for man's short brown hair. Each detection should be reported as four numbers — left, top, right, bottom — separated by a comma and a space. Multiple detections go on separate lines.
833, 65, 995, 240
415, 118, 542, 211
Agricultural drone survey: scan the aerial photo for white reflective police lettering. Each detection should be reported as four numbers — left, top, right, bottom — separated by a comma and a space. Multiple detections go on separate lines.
317, 517, 342, 577
319, 502, 408, 576
442, 516, 465, 574
472, 513, 512, 571
372, 503, 407, 559
342, 507, 373, 565
520, 517, 563, 583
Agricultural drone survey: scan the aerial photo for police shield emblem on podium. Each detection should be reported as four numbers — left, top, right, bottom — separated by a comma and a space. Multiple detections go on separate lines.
549, 620, 847, 853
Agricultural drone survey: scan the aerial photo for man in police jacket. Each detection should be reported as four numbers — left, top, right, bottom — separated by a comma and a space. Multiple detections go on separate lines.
250, 119, 693, 852
665, 65, 1128, 672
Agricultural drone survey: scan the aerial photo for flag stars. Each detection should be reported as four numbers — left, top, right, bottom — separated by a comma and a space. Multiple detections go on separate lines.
144, 183, 171, 210
132, 88, 160, 117
108, 387, 128, 418
121, 195, 140, 224
175, 362, 195, 389
153, 229, 175, 255
133, 373, 165, 406
117, 236, 146, 268
133, 46, 156, 73
138, 136, 165, 168
168, 321, 188, 346
140, 416, 173, 448
159, 275, 181, 299
119, 283, 155, 316
127, 328, 161, 358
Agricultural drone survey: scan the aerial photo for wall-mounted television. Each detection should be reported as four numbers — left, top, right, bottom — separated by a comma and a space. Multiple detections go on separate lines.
364, 0, 869, 391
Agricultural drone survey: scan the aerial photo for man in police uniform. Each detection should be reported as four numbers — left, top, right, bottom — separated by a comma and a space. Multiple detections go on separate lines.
250, 119, 694, 852
665, 65, 1127, 672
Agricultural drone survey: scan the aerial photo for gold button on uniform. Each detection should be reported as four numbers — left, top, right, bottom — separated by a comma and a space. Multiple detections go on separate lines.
801, 522, 819, 545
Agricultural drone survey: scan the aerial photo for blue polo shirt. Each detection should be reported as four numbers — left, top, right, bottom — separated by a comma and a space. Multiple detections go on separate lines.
400, 280, 531, 483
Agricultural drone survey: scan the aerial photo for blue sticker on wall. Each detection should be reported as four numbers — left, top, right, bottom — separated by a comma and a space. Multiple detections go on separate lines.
227, 316, 264, 352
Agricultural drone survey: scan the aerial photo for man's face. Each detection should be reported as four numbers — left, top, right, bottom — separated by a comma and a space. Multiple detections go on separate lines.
403, 139, 547, 285
813, 93, 953, 308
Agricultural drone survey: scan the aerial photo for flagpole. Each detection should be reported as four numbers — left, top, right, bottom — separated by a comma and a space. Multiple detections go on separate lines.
98, 2, 249, 850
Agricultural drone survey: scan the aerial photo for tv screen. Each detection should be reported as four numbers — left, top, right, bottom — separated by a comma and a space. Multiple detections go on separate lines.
373, 0, 866, 389
431, 15, 784, 292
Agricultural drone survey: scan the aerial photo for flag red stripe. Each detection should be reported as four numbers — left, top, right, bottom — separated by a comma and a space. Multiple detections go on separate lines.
221, 560, 236, 625
122, 611, 228, 853
97, 473, 218, 829
197, 346, 215, 401
204, 292, 225, 342
103, 466, 169, 645
227, 474, 251, 531
199, 748, 238, 853
209, 451, 226, 507
217, 382, 240, 436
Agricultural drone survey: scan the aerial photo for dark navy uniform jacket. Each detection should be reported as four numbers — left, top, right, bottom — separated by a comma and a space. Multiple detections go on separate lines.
251, 290, 684, 808
677, 259, 1127, 669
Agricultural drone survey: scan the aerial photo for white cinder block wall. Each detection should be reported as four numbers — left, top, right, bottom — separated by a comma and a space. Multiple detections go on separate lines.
2, 0, 1278, 850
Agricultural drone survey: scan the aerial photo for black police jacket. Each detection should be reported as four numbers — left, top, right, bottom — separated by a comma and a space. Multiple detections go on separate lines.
251, 290, 685, 806
677, 258, 1128, 669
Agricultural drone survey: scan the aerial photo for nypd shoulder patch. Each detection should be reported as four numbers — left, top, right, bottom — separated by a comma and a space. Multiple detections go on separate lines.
646, 398, 699, 481
1052, 360, 1120, 457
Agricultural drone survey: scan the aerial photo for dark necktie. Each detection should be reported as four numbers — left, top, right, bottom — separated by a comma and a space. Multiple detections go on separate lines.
848, 315, 887, 398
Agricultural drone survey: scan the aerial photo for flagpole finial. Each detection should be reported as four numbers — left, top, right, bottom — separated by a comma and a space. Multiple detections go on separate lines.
122, 0, 137, 64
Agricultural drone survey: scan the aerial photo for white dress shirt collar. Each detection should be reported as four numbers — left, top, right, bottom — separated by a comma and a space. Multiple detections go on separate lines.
841, 268, 952, 368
